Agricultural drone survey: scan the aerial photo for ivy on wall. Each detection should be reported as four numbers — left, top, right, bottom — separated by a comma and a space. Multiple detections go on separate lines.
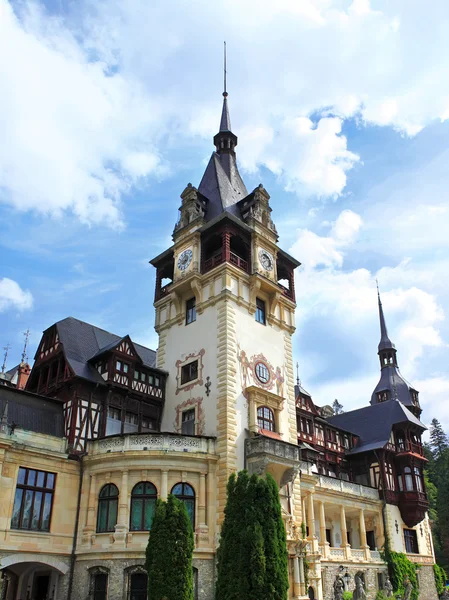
382, 537, 418, 600
433, 564, 447, 596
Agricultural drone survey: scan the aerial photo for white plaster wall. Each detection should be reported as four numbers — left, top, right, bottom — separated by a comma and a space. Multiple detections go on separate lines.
158, 278, 296, 473
160, 304, 219, 437
385, 504, 405, 552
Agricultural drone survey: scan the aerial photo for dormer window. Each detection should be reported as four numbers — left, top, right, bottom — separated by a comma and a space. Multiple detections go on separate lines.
377, 390, 389, 403
116, 361, 129, 374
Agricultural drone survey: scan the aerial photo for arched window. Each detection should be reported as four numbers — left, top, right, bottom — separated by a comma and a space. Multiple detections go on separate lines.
130, 482, 157, 531
128, 572, 148, 600
97, 484, 118, 533
404, 467, 414, 491
171, 483, 195, 526
257, 406, 275, 431
414, 467, 423, 493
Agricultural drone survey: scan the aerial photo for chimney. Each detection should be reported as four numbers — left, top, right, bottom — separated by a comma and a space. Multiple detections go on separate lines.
17, 362, 31, 390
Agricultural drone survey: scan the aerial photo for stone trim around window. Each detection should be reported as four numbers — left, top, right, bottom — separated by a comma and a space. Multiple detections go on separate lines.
174, 397, 205, 435
245, 385, 285, 435
175, 349, 205, 395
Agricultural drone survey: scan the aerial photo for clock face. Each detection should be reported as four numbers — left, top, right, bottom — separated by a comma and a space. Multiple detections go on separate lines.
177, 249, 193, 271
258, 248, 274, 271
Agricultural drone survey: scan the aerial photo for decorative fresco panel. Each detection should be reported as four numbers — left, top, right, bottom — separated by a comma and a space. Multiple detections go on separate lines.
237, 343, 285, 397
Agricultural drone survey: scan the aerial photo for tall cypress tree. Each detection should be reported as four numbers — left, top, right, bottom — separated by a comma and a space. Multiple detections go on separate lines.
429, 418, 448, 460
216, 470, 289, 600
145, 494, 194, 600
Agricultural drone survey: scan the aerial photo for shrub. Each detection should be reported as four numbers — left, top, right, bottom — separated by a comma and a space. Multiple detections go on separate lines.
434, 564, 448, 596
343, 591, 353, 600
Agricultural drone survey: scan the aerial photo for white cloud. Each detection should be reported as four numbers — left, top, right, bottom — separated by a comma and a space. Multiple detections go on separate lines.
0, 278, 33, 312
2, 0, 449, 225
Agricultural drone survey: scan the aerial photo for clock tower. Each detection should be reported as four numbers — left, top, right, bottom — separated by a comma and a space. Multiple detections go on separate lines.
150, 89, 302, 527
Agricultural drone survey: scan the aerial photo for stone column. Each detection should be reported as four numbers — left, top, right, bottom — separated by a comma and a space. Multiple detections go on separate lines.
83, 472, 97, 541
359, 509, 370, 560
293, 556, 301, 598
198, 473, 207, 526
196, 472, 209, 548
319, 500, 329, 558
160, 469, 168, 500
340, 505, 351, 559
114, 469, 129, 544
307, 492, 318, 552
302, 496, 307, 528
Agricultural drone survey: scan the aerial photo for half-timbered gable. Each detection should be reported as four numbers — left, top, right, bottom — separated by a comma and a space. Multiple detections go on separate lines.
26, 317, 167, 452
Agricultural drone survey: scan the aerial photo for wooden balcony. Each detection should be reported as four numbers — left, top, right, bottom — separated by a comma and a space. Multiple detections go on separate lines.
203, 251, 249, 274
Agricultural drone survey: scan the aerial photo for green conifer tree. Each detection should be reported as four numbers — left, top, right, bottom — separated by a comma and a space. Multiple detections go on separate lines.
145, 494, 194, 600
216, 471, 289, 600
429, 418, 449, 460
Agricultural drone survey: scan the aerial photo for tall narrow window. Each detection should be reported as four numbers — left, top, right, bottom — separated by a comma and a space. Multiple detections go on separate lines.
181, 361, 198, 384
404, 529, 418, 554
182, 409, 196, 435
92, 573, 108, 600
186, 297, 196, 325
414, 467, 424, 492
11, 467, 56, 532
129, 573, 148, 600
404, 467, 414, 491
255, 298, 266, 325
130, 482, 157, 531
97, 484, 119, 533
171, 483, 195, 526
257, 406, 275, 432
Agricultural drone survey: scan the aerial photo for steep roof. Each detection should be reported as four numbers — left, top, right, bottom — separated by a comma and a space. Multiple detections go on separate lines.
198, 94, 248, 222
327, 400, 426, 455
53, 317, 158, 385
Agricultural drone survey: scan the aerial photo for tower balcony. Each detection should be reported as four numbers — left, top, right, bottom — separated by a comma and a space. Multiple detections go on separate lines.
245, 435, 301, 487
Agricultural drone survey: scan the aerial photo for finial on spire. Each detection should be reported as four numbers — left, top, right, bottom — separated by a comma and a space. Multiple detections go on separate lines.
296, 361, 300, 386
1, 343, 10, 374
21, 329, 30, 364
223, 41, 227, 98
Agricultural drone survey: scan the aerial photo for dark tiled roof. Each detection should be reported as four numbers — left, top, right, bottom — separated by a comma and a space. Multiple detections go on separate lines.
198, 152, 248, 222
371, 366, 416, 407
0, 386, 64, 437
55, 317, 157, 385
326, 400, 426, 455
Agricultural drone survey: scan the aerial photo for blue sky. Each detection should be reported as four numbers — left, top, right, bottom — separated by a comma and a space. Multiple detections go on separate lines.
1, 0, 449, 431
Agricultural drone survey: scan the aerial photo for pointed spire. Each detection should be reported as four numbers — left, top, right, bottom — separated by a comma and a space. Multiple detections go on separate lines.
377, 282, 395, 351
21, 329, 30, 364
1, 343, 10, 374
219, 95, 232, 132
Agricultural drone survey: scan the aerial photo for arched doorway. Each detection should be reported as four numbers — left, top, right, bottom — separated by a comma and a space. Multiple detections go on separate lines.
0, 555, 68, 600
308, 585, 315, 600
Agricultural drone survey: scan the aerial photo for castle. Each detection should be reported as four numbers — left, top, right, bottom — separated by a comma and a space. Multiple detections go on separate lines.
0, 90, 437, 600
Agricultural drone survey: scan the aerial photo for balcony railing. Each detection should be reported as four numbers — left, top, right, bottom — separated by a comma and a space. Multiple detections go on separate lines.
278, 282, 294, 301
203, 251, 249, 274
246, 436, 301, 463
316, 475, 380, 500
89, 433, 216, 455
385, 440, 424, 456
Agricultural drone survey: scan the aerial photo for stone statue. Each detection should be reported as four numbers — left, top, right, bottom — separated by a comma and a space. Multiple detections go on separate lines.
403, 577, 413, 600
334, 576, 345, 600
383, 576, 393, 597
353, 574, 366, 600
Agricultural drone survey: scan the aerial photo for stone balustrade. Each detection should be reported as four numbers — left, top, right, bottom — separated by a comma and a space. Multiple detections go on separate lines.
88, 433, 216, 455
316, 475, 380, 500
246, 436, 301, 462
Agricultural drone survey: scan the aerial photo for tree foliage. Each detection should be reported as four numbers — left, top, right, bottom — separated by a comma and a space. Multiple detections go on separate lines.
216, 471, 289, 600
145, 494, 194, 600
429, 419, 449, 460
332, 399, 344, 415
433, 564, 447, 596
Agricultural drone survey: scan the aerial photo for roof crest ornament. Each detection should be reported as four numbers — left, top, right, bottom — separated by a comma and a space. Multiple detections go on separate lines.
1, 343, 10, 374
21, 329, 30, 364
223, 40, 227, 98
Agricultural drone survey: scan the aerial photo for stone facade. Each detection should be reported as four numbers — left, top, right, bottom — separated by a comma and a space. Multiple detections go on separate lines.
418, 565, 439, 600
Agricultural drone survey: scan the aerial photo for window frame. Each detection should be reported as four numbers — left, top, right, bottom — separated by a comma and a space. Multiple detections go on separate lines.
186, 297, 197, 325
96, 483, 119, 533
257, 406, 276, 432
11, 467, 56, 532
255, 297, 266, 325
181, 408, 196, 435
404, 528, 418, 554
128, 572, 148, 600
181, 360, 199, 385
171, 482, 196, 528
130, 482, 157, 532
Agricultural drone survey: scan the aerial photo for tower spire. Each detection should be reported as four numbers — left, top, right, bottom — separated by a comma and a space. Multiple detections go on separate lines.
377, 284, 395, 352
219, 41, 232, 133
